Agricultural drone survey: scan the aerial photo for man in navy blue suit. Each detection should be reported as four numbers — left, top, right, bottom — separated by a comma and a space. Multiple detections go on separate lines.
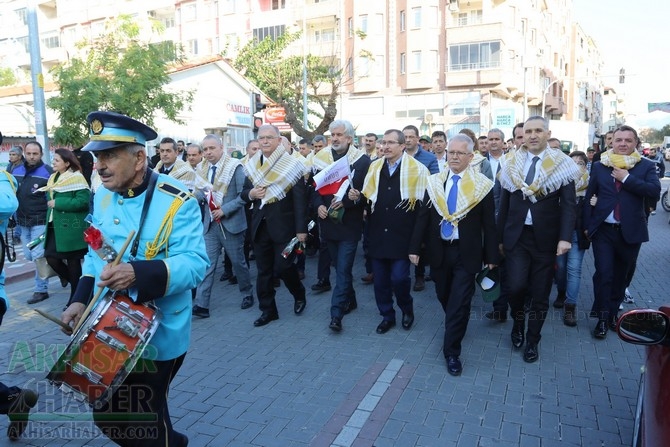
583, 125, 661, 339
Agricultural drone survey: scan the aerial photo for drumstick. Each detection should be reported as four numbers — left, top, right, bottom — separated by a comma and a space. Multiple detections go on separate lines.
34, 308, 72, 332
71, 230, 136, 334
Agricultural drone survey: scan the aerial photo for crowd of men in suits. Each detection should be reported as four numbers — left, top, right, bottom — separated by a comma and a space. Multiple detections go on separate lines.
157, 117, 660, 377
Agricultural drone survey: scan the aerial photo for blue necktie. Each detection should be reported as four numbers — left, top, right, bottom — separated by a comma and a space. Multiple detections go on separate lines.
525, 156, 540, 184
441, 175, 460, 240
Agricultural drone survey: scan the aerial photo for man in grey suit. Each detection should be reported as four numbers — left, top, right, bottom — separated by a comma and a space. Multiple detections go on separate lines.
192, 134, 253, 318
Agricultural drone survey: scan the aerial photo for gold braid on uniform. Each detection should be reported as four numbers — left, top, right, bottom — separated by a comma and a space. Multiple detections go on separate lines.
144, 196, 187, 260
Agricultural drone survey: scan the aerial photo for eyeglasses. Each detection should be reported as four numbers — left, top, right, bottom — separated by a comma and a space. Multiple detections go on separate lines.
447, 151, 471, 157
257, 135, 277, 141
380, 140, 400, 146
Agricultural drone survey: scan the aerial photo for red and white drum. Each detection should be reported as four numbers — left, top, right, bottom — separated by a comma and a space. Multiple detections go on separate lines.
47, 292, 160, 408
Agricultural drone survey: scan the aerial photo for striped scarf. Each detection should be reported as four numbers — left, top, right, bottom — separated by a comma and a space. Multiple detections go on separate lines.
197, 154, 241, 205
575, 168, 589, 197
154, 159, 196, 190
36, 169, 89, 197
426, 166, 493, 225
499, 148, 581, 203
244, 145, 306, 207
361, 153, 428, 213
599, 149, 641, 170
311, 145, 366, 172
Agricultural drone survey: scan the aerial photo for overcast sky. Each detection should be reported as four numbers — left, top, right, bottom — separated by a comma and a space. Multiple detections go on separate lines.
573, 0, 670, 127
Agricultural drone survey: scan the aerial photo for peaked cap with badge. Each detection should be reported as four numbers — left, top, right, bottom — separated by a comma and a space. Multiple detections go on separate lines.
82, 111, 157, 152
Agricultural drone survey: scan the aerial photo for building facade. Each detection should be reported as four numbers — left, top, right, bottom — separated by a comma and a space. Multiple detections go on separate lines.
0, 0, 608, 142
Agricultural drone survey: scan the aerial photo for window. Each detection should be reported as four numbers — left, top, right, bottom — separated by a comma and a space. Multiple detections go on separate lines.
360, 14, 368, 33
42, 33, 60, 49
253, 25, 285, 42
400, 52, 406, 74
16, 36, 29, 53
348, 17, 353, 38
458, 10, 483, 26
15, 8, 27, 25
163, 17, 175, 28
315, 28, 335, 43
182, 3, 197, 22
412, 7, 421, 28
448, 41, 501, 71
187, 39, 198, 55
400, 10, 405, 32
412, 51, 422, 72
272, 0, 286, 10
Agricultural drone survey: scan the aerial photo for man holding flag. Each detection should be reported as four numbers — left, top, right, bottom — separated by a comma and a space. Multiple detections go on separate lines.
312, 120, 371, 332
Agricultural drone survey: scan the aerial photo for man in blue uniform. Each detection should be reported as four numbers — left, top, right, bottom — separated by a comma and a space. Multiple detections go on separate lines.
0, 168, 39, 440
61, 111, 209, 446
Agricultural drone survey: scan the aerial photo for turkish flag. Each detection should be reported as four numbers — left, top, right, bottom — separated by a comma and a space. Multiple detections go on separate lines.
313, 156, 350, 196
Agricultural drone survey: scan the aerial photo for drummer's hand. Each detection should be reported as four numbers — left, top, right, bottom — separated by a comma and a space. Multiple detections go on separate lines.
98, 263, 136, 290
61, 303, 85, 335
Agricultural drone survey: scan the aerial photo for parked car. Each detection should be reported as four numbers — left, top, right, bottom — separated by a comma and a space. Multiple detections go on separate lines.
616, 307, 670, 447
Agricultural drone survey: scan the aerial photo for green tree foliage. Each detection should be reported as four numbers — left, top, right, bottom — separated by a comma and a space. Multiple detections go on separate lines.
641, 124, 670, 145
232, 31, 341, 140
47, 16, 193, 147
0, 67, 17, 87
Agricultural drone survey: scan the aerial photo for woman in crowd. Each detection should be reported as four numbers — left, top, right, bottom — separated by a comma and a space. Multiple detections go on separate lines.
38, 148, 90, 307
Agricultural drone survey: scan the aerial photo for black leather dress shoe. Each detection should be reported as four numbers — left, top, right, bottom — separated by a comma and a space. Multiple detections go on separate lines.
253, 313, 278, 327
593, 320, 608, 339
311, 279, 331, 293
343, 299, 358, 315
608, 315, 619, 331
511, 323, 524, 349
294, 300, 307, 315
446, 356, 462, 376
401, 312, 414, 330
523, 342, 539, 363
192, 305, 210, 318
485, 310, 507, 322
376, 320, 396, 334
240, 295, 254, 310
329, 317, 342, 332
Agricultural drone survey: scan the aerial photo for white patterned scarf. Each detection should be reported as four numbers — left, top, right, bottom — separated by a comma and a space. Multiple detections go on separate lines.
36, 169, 89, 197
312, 145, 366, 172
243, 145, 306, 207
426, 166, 493, 226
197, 154, 241, 205
498, 147, 581, 203
575, 168, 589, 197
361, 153, 429, 213
154, 158, 196, 190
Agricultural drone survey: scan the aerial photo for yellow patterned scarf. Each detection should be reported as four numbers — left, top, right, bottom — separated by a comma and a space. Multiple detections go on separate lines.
426, 167, 493, 225
37, 169, 89, 198
312, 145, 366, 172
154, 159, 196, 190
499, 148, 581, 203
575, 168, 589, 197
361, 153, 429, 212
197, 154, 241, 204
243, 145, 306, 207
599, 149, 641, 170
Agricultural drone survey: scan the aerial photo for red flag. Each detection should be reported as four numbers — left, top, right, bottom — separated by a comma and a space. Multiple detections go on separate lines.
208, 192, 220, 223
315, 177, 347, 196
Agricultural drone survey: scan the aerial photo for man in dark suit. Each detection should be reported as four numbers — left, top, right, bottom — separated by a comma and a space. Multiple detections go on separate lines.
241, 124, 308, 327
410, 133, 498, 376
583, 125, 661, 339
356, 129, 429, 335
312, 120, 371, 332
498, 116, 579, 363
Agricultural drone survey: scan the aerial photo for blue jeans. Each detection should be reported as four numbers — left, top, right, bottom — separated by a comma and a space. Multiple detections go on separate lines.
555, 230, 586, 306
371, 258, 413, 321
19, 225, 49, 293
327, 240, 358, 318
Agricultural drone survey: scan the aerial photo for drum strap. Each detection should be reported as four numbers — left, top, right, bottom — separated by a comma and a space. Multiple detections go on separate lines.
130, 171, 159, 261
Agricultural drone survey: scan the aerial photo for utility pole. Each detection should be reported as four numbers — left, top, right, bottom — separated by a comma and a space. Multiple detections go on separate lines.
27, 0, 50, 162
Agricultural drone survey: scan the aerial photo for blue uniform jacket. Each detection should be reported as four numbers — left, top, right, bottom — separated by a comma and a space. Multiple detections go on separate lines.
0, 172, 18, 310
77, 172, 209, 361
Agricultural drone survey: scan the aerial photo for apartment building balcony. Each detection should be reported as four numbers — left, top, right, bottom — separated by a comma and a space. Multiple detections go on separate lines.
446, 21, 505, 46
304, 0, 338, 22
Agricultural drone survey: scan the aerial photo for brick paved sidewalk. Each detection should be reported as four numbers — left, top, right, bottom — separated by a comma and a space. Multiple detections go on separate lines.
2, 181, 669, 446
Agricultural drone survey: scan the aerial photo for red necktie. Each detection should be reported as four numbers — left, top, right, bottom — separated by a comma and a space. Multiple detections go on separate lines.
614, 180, 622, 221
